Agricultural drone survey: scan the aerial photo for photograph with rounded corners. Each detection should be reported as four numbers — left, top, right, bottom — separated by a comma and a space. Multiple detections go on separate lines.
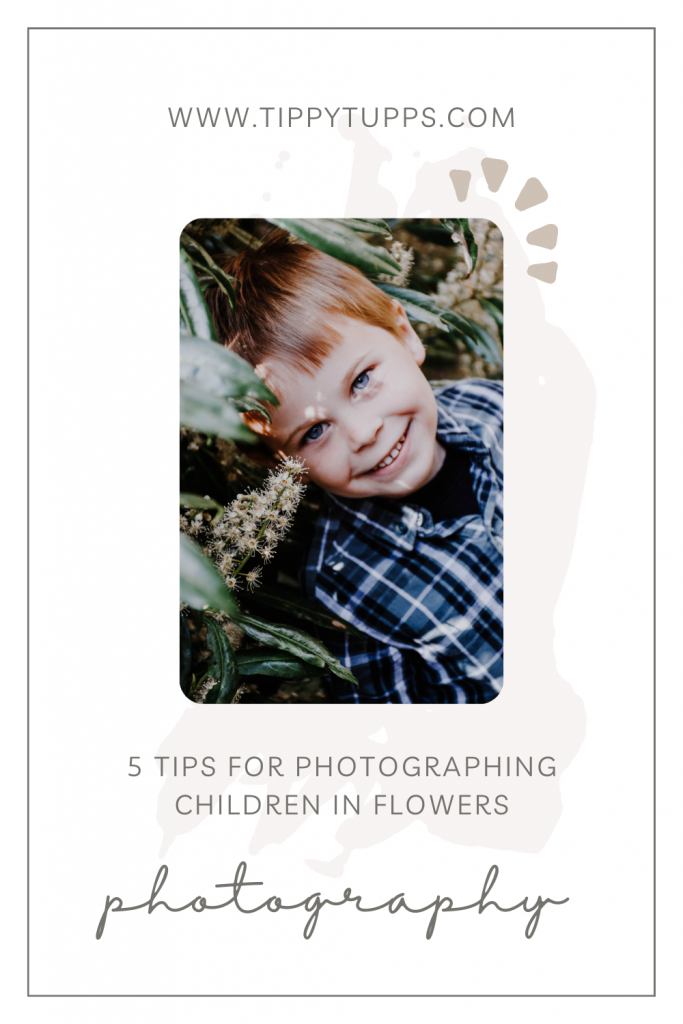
180, 218, 503, 705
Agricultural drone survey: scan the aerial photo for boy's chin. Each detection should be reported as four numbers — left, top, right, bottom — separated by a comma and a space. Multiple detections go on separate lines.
329, 473, 429, 501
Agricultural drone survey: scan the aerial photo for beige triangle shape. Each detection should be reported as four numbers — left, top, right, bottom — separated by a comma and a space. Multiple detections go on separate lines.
526, 224, 558, 249
516, 177, 548, 211
527, 262, 558, 284
449, 169, 471, 201
481, 158, 508, 193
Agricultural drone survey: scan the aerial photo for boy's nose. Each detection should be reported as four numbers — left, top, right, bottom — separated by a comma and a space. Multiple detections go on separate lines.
347, 415, 383, 452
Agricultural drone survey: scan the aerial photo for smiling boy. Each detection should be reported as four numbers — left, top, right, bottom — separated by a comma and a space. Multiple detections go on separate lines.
207, 231, 503, 704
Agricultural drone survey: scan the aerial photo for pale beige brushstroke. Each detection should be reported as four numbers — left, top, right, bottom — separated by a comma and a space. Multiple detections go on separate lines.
158, 138, 593, 876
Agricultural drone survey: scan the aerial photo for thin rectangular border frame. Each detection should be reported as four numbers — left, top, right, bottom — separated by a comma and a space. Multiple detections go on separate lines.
26, 22, 655, 999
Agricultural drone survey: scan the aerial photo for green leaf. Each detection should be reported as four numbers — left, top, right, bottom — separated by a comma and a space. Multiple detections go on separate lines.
204, 615, 240, 703
180, 233, 237, 307
401, 220, 456, 246
180, 613, 193, 696
236, 648, 314, 679
180, 534, 238, 616
180, 381, 257, 443
441, 218, 478, 275
179, 334, 277, 442
180, 335, 278, 403
188, 672, 212, 702
395, 300, 448, 329
180, 247, 217, 341
377, 285, 502, 367
235, 614, 324, 668
478, 297, 504, 343
180, 492, 223, 511
230, 395, 272, 424
483, 294, 503, 313
376, 284, 452, 329
330, 218, 393, 238
180, 493, 224, 525
267, 218, 402, 276
227, 223, 262, 248
440, 311, 503, 366
234, 611, 358, 685
246, 584, 364, 636
459, 219, 478, 274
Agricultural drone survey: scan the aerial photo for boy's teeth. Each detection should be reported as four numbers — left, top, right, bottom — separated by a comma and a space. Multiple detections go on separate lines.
374, 432, 406, 471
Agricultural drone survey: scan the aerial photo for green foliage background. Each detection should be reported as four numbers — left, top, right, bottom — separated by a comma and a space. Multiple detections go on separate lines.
179, 217, 503, 704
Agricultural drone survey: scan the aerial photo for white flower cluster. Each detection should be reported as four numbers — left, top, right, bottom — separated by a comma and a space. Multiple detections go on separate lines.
433, 266, 475, 308
190, 675, 218, 703
210, 456, 306, 592
379, 240, 414, 287
207, 611, 246, 650
180, 427, 204, 452
180, 510, 209, 538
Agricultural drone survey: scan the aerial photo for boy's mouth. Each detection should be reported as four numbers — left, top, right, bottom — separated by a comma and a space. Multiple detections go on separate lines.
366, 426, 409, 475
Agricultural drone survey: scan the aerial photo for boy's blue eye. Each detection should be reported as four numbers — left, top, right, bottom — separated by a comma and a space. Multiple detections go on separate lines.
353, 370, 370, 391
303, 422, 326, 442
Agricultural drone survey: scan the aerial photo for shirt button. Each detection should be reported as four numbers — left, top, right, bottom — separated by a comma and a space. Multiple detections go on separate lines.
395, 522, 408, 536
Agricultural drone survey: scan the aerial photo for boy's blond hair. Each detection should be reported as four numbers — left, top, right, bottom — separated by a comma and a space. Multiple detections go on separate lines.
206, 230, 403, 383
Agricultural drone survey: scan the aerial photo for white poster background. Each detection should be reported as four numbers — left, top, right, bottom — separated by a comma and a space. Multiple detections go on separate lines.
4, 2, 681, 1022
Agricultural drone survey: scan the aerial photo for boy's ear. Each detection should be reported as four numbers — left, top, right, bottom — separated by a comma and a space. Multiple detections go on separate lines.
392, 299, 426, 366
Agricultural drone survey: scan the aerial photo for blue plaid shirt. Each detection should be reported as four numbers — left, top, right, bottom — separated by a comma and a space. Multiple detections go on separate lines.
302, 379, 503, 703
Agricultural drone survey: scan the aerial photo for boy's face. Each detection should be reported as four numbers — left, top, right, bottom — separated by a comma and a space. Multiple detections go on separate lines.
257, 306, 445, 500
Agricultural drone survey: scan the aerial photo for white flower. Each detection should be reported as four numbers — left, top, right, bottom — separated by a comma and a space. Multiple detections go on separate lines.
206, 456, 306, 594
218, 553, 235, 574
191, 676, 219, 703
244, 567, 262, 590
378, 241, 414, 287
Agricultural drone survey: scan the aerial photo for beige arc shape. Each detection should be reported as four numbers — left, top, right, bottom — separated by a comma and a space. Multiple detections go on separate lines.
516, 177, 549, 211
481, 157, 508, 193
528, 261, 558, 284
448, 168, 471, 201
527, 224, 558, 250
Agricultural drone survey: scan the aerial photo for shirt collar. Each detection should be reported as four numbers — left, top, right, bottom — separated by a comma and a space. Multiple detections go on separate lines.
435, 395, 489, 451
